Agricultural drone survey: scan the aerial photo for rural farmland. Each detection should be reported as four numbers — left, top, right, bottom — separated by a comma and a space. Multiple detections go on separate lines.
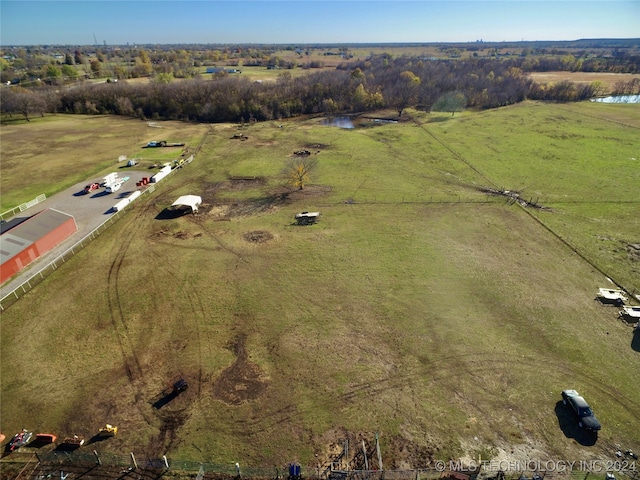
1, 102, 639, 475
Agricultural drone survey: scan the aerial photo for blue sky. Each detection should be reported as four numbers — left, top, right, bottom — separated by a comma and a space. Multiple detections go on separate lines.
1, 1, 638, 46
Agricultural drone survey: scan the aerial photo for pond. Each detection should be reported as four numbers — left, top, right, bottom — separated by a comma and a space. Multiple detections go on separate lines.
321, 116, 355, 129
590, 94, 640, 103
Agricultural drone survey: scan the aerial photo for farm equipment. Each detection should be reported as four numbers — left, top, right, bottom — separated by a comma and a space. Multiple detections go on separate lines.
83, 183, 100, 194
7, 429, 32, 451
60, 434, 85, 449
34, 433, 57, 444
162, 377, 189, 397
151, 377, 188, 409
175, 378, 188, 392
145, 140, 185, 148
98, 424, 118, 437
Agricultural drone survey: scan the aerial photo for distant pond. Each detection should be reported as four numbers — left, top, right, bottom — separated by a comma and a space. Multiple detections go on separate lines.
590, 94, 640, 103
322, 116, 355, 129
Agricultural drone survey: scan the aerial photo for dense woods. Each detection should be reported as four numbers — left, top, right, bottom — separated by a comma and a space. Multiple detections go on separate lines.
2, 44, 639, 122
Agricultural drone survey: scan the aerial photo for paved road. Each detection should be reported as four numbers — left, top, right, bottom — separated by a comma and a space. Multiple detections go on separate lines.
1, 170, 152, 298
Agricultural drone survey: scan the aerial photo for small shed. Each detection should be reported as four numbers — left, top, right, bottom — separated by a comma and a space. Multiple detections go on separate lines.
295, 211, 320, 225
171, 195, 202, 213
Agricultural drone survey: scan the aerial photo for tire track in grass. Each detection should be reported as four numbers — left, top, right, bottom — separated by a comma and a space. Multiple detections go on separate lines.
408, 113, 498, 189
106, 205, 151, 382
145, 228, 208, 400
550, 103, 640, 130
338, 351, 640, 419
227, 350, 639, 437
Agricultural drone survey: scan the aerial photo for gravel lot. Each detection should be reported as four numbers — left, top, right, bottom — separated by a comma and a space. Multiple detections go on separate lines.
1, 170, 151, 298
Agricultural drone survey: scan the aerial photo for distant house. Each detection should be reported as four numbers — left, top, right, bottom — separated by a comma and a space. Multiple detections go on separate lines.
206, 67, 241, 74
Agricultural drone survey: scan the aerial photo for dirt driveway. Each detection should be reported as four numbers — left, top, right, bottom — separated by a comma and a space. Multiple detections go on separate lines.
1, 170, 151, 298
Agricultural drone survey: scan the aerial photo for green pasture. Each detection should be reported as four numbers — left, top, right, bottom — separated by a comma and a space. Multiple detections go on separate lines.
1, 103, 639, 469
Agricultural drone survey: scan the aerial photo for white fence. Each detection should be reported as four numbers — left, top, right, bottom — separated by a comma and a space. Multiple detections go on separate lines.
0, 193, 46, 221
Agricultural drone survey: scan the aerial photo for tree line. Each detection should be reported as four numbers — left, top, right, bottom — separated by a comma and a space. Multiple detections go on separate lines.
2, 55, 638, 122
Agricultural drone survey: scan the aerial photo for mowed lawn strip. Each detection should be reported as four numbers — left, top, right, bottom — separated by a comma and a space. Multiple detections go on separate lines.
1, 106, 639, 466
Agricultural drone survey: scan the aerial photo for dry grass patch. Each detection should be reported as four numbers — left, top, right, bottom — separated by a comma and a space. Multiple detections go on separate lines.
528, 71, 640, 94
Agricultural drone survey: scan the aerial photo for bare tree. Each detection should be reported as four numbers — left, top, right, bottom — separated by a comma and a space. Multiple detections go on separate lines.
1, 88, 47, 121
284, 156, 318, 190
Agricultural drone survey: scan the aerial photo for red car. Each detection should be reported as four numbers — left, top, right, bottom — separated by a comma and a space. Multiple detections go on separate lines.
83, 183, 100, 194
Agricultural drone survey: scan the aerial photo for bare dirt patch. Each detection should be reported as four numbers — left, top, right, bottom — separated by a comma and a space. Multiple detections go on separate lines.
286, 184, 332, 199
201, 181, 331, 220
627, 243, 640, 262
243, 230, 274, 243
212, 334, 270, 405
204, 177, 266, 194
306, 143, 330, 150
146, 409, 191, 458
312, 429, 436, 471
149, 229, 200, 240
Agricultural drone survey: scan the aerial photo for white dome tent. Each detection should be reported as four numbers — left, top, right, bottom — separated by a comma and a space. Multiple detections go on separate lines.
171, 195, 202, 213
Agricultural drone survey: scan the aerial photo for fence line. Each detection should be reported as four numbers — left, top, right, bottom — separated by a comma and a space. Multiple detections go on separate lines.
16, 450, 629, 480
0, 184, 156, 311
0, 193, 47, 221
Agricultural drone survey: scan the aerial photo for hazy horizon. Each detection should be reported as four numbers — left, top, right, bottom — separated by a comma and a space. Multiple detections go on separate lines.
1, 1, 638, 47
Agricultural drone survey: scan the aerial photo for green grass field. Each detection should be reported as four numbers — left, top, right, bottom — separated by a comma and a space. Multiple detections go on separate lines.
1, 103, 639, 471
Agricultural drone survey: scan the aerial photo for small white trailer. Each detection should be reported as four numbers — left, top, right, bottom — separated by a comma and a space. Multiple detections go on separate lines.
598, 287, 628, 304
295, 211, 320, 225
620, 305, 640, 321
151, 165, 172, 183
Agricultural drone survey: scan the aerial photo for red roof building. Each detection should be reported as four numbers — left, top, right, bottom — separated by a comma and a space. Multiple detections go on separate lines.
0, 208, 77, 284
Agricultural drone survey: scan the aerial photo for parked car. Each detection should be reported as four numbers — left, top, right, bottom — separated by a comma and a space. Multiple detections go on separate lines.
561, 389, 602, 432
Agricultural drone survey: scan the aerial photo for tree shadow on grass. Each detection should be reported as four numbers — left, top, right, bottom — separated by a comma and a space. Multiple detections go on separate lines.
554, 401, 598, 446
